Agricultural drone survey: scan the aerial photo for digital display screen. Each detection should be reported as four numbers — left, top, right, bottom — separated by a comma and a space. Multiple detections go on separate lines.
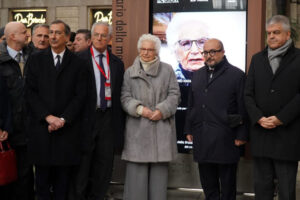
151, 0, 247, 153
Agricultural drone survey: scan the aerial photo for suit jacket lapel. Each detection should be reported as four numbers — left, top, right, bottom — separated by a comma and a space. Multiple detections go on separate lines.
261, 49, 274, 76
206, 64, 228, 87
46, 48, 57, 75
84, 49, 98, 103
57, 49, 71, 74
108, 51, 115, 95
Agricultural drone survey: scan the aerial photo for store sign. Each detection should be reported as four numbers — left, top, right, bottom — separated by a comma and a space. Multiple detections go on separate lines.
12, 9, 47, 28
91, 9, 112, 25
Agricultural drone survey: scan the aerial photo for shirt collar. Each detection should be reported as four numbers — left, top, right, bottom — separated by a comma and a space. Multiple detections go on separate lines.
92, 46, 107, 58
7, 45, 22, 60
51, 49, 66, 61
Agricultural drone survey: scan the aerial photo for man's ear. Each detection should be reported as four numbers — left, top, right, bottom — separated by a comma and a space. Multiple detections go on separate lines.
287, 31, 291, 40
108, 37, 112, 43
66, 34, 70, 41
87, 39, 92, 46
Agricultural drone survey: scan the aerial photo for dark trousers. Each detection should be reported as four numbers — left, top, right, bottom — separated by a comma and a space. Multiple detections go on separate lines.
69, 109, 114, 200
12, 145, 34, 200
35, 165, 72, 200
198, 162, 237, 200
253, 157, 298, 200
0, 183, 14, 200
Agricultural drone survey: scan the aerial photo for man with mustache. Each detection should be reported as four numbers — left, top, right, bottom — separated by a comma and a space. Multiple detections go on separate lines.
185, 38, 248, 200
245, 15, 300, 200
29, 24, 49, 53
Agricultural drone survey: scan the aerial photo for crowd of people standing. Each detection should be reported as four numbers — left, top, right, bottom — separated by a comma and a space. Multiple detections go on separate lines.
0, 14, 299, 200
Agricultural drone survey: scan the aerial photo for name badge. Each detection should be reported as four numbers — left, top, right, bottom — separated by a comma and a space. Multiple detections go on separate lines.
105, 82, 111, 100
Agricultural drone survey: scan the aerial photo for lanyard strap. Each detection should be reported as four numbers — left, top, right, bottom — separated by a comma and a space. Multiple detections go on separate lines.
90, 46, 110, 80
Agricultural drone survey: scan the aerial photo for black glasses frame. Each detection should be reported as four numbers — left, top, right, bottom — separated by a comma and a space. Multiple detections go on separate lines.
201, 49, 223, 57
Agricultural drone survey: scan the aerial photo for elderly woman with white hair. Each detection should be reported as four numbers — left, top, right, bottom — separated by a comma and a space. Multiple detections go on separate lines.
121, 33, 180, 200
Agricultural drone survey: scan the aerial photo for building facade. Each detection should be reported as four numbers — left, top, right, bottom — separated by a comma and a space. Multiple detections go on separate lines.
0, 0, 112, 34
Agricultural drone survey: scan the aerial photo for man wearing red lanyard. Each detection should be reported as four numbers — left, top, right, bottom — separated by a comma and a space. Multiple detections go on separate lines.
69, 22, 125, 200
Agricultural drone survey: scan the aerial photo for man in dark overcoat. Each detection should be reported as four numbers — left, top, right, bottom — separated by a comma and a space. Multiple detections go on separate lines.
244, 15, 300, 200
68, 22, 125, 200
25, 20, 87, 200
0, 21, 34, 200
185, 39, 248, 200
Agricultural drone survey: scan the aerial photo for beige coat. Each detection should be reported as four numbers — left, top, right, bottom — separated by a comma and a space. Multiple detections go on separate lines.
121, 56, 180, 162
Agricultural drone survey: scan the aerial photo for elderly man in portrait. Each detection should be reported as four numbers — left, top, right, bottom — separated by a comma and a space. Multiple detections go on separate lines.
245, 15, 300, 200
185, 38, 248, 200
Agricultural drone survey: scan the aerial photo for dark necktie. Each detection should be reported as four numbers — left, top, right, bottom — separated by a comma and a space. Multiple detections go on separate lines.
55, 55, 61, 70
99, 54, 107, 110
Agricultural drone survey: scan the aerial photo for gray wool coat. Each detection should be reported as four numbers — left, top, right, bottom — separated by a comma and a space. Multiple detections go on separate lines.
121, 56, 180, 162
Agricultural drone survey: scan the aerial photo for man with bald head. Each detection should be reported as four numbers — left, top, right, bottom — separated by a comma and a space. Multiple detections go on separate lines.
185, 39, 248, 200
0, 21, 34, 200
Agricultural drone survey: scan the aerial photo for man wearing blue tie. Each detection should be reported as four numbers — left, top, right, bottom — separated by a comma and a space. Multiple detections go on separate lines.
69, 22, 125, 200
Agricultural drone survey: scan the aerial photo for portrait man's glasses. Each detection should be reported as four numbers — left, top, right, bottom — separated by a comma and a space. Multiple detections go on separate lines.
177, 38, 208, 51
201, 49, 223, 57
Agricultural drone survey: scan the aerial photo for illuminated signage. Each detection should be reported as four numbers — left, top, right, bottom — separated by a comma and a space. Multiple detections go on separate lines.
91, 9, 112, 25
11, 9, 47, 28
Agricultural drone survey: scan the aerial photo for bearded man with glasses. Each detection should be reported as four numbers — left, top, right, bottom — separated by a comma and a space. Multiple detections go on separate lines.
185, 38, 248, 200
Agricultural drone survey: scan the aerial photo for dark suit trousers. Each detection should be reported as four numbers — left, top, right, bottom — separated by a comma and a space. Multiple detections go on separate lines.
253, 157, 298, 200
198, 162, 237, 200
35, 165, 72, 200
70, 109, 114, 200
87, 109, 114, 200
12, 145, 34, 200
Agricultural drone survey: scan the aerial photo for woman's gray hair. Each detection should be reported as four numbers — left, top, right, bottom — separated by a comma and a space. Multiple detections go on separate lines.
266, 15, 291, 31
137, 34, 161, 54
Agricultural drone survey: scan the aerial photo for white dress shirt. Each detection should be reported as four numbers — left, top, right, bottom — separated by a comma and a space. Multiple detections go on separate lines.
91, 46, 111, 108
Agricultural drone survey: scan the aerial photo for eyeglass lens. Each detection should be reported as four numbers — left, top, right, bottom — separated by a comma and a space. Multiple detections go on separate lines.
178, 38, 208, 51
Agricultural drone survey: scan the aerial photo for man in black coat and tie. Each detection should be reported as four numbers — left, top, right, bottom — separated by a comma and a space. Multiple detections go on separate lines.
245, 15, 300, 200
26, 20, 87, 200
69, 22, 125, 200
185, 38, 248, 200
